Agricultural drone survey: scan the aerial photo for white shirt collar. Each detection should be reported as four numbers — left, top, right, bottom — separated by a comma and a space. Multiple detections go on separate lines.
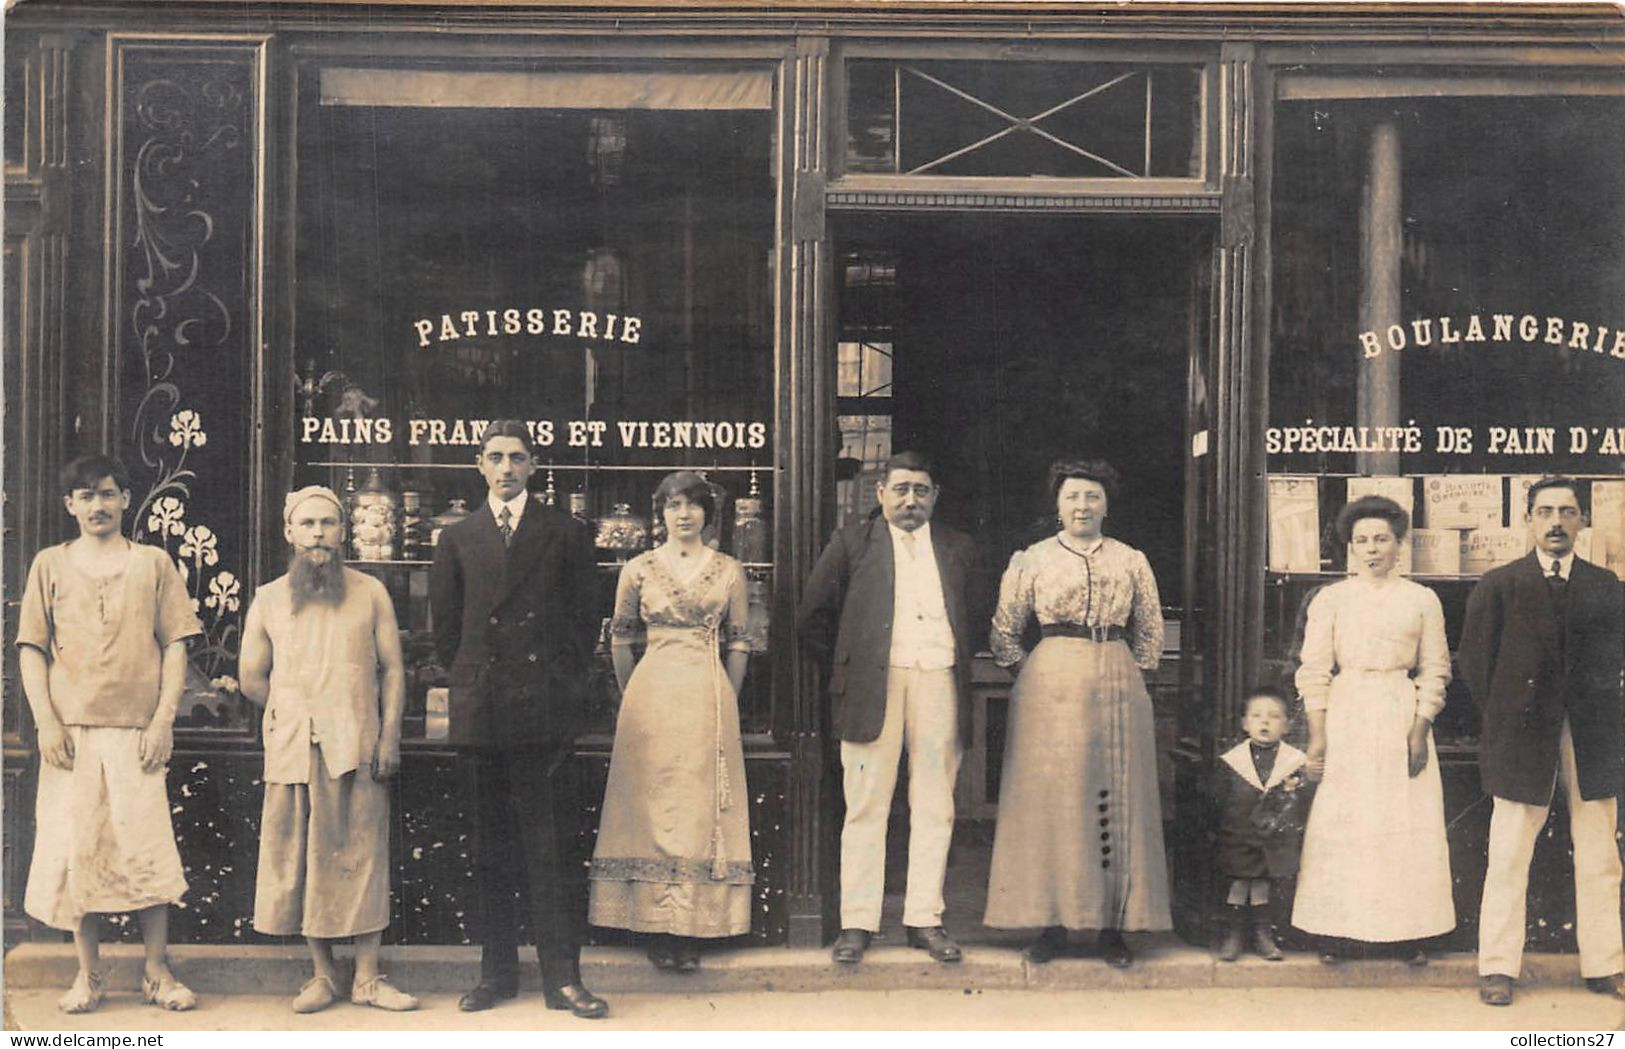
1545, 550, 1575, 580
488, 490, 529, 524
887, 519, 932, 552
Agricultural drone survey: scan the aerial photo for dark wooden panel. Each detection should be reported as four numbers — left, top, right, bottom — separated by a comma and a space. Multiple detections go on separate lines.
71, 750, 792, 946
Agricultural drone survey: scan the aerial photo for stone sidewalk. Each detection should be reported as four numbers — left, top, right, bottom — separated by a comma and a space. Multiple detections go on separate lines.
3, 937, 1609, 994
4, 983, 1620, 1033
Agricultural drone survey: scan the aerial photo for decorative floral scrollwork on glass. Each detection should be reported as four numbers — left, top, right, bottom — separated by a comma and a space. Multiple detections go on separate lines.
116, 47, 258, 712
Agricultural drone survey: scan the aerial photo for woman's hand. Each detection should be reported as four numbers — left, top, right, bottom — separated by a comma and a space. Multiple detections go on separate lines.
1406, 720, 1432, 778
1304, 739, 1327, 782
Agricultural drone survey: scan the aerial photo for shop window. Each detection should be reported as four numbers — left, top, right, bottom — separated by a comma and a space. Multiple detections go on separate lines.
845, 60, 1203, 179
296, 66, 778, 740
1266, 94, 1625, 741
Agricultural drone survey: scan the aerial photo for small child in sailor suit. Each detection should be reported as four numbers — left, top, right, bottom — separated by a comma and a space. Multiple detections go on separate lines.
1212, 686, 1311, 961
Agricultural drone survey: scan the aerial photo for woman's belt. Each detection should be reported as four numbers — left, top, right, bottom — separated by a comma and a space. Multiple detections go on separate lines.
1041, 623, 1127, 643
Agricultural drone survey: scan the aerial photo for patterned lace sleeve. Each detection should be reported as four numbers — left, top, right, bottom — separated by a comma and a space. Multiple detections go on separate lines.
1127, 549, 1165, 671
1412, 584, 1452, 722
609, 558, 645, 646
989, 548, 1035, 668
722, 560, 755, 653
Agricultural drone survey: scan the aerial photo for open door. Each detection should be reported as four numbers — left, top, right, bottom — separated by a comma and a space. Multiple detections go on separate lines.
830, 211, 1216, 944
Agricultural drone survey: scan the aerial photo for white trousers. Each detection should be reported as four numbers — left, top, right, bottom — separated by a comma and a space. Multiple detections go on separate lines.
1478, 720, 1624, 979
839, 666, 962, 931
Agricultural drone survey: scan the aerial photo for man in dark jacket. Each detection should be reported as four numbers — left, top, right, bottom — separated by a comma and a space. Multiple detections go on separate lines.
428, 420, 607, 1018
796, 450, 978, 966
1460, 476, 1624, 1006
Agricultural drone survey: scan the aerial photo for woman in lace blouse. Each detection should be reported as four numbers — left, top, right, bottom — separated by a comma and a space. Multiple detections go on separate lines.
587, 472, 756, 972
983, 459, 1169, 967
1290, 495, 1454, 962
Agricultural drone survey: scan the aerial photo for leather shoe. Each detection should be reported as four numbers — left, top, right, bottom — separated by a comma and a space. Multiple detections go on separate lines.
543, 982, 609, 1020
1479, 974, 1514, 1006
647, 936, 679, 972
1022, 926, 1068, 965
457, 981, 518, 1012
831, 928, 871, 965
1584, 973, 1624, 999
1098, 929, 1133, 969
905, 925, 963, 963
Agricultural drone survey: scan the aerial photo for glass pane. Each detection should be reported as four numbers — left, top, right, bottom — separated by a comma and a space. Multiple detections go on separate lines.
1268, 95, 1625, 742
845, 60, 1202, 179
298, 82, 777, 736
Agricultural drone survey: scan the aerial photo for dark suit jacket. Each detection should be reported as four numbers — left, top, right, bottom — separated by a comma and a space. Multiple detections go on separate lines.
795, 516, 978, 747
1458, 551, 1624, 805
429, 496, 598, 749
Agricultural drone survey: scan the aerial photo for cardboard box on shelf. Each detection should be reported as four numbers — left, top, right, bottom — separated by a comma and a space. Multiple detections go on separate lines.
1346, 475, 1416, 517
1463, 528, 1526, 575
1575, 527, 1611, 571
1509, 474, 1544, 532
1410, 528, 1463, 576
1422, 475, 1502, 531
1590, 481, 1625, 581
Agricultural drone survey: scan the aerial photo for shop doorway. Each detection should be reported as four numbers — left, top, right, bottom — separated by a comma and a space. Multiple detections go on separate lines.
831, 211, 1213, 945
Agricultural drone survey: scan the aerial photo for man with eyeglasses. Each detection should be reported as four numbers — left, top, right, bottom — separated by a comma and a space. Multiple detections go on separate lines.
1460, 475, 1624, 1006
797, 450, 979, 966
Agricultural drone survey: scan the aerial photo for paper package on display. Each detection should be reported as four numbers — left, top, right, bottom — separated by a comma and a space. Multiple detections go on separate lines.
1463, 528, 1527, 575
1421, 475, 1502, 531
1575, 527, 1610, 571
1589, 480, 1625, 580
1267, 475, 1320, 573
1410, 529, 1463, 576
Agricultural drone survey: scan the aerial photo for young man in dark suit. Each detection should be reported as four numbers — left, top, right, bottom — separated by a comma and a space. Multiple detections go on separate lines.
796, 450, 978, 966
1460, 475, 1624, 1006
428, 420, 607, 1018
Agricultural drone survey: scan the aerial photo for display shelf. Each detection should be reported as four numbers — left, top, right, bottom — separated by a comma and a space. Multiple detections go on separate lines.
594, 559, 773, 570
1267, 471, 1625, 481
309, 461, 769, 473
1265, 570, 1487, 583
352, 557, 773, 571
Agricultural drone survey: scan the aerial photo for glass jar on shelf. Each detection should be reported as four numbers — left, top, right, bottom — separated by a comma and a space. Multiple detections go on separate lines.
732, 496, 769, 564
351, 468, 399, 560
428, 497, 471, 549
596, 502, 649, 561
400, 490, 429, 561
745, 574, 771, 653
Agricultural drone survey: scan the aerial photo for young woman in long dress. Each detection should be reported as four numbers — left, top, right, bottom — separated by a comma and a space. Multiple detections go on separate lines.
983, 459, 1170, 967
1291, 495, 1455, 960
588, 472, 755, 972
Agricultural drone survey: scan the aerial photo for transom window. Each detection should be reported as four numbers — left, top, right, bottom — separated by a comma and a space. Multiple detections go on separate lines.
846, 60, 1204, 179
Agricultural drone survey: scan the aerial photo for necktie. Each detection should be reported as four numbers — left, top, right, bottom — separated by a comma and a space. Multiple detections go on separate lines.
498, 505, 514, 547
900, 530, 917, 560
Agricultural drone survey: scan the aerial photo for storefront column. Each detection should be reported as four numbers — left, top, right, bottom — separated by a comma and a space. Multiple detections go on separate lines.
1213, 42, 1270, 726
3, 30, 84, 942
778, 35, 835, 948
1357, 119, 1402, 476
